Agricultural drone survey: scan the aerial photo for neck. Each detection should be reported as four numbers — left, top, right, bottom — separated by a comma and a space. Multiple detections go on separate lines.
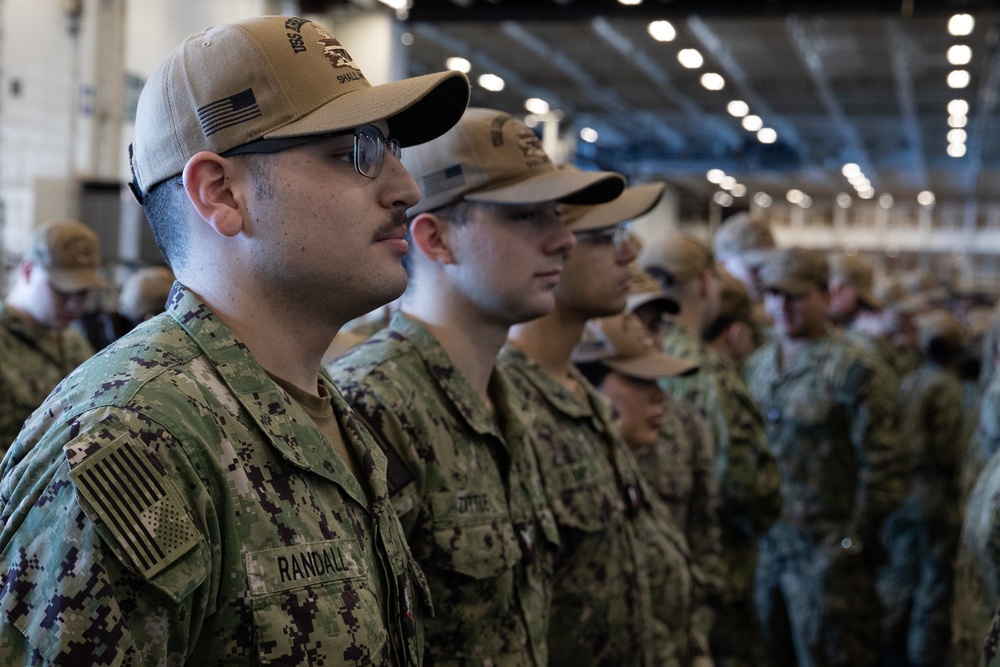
401, 295, 507, 403
182, 277, 340, 397
508, 304, 586, 387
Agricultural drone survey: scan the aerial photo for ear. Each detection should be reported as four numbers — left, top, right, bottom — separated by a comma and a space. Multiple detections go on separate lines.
18, 259, 34, 282
181, 151, 245, 238
726, 321, 749, 348
698, 267, 713, 298
409, 212, 455, 264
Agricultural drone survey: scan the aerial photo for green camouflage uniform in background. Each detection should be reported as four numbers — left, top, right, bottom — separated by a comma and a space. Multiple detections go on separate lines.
0, 303, 94, 455
962, 372, 1000, 507
877, 362, 963, 666
0, 285, 425, 666
498, 344, 656, 667
745, 330, 907, 667
953, 421, 1000, 665
985, 603, 1000, 666
638, 391, 724, 652
660, 323, 782, 666
331, 313, 559, 666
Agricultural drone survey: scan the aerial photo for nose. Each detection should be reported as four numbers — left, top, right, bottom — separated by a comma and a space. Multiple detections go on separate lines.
542, 210, 577, 256
617, 233, 639, 264
383, 150, 421, 210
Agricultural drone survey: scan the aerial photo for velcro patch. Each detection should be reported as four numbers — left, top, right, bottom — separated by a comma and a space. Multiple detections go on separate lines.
70, 434, 201, 579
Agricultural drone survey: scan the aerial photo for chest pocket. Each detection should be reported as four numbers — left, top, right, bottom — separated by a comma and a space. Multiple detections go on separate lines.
543, 460, 618, 533
430, 490, 520, 579
245, 539, 388, 666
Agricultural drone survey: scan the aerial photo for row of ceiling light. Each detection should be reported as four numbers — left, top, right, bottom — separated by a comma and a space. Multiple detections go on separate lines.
946, 14, 974, 158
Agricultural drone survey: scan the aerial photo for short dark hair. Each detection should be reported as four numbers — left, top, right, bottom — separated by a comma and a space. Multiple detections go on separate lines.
141, 155, 272, 270
142, 179, 187, 269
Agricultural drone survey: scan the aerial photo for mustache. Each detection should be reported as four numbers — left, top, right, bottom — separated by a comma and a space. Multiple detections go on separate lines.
371, 210, 410, 242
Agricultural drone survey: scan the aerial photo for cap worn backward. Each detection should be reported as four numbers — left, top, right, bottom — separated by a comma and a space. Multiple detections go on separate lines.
916, 310, 965, 353
29, 219, 109, 292
573, 312, 697, 379
761, 247, 828, 296
402, 108, 624, 215
637, 231, 713, 286
713, 212, 776, 261
130, 15, 471, 197
562, 181, 666, 233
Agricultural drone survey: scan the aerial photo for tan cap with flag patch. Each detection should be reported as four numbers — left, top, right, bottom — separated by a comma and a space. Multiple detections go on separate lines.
129, 16, 470, 201
402, 108, 625, 215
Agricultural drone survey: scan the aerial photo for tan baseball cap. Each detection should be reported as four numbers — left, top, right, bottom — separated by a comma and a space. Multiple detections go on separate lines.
402, 108, 625, 215
626, 264, 680, 315
129, 16, 471, 200
119, 266, 175, 320
28, 219, 109, 292
916, 309, 964, 353
637, 231, 714, 286
761, 247, 828, 296
561, 181, 666, 232
572, 312, 698, 379
829, 253, 882, 310
713, 212, 776, 265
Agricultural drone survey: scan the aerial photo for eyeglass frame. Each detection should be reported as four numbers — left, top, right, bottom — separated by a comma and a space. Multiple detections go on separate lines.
175, 124, 401, 185
573, 221, 634, 259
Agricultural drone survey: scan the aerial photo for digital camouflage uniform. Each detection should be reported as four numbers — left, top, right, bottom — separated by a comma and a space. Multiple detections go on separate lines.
659, 322, 782, 666
954, 423, 1000, 666
877, 362, 963, 665
985, 603, 1000, 666
635, 394, 724, 664
637, 391, 724, 624
0, 303, 94, 455
330, 312, 559, 666
745, 329, 907, 667
962, 372, 1000, 507
0, 284, 426, 666
498, 344, 656, 667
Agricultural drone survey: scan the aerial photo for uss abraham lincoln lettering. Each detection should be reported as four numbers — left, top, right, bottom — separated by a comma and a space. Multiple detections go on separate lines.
277, 544, 352, 584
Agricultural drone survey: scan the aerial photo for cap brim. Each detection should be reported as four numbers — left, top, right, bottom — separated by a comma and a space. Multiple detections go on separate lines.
48, 268, 109, 292
568, 182, 666, 232
627, 292, 680, 315
741, 248, 776, 267
264, 70, 471, 148
464, 167, 625, 207
606, 352, 698, 380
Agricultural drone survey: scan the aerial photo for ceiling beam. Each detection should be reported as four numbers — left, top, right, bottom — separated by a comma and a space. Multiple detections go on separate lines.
589, 16, 741, 149
500, 20, 686, 151
962, 25, 1000, 199
885, 18, 928, 190
686, 15, 803, 157
785, 14, 876, 188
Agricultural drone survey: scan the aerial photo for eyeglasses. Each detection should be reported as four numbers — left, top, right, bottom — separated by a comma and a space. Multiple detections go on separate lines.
216, 124, 401, 179
573, 222, 634, 259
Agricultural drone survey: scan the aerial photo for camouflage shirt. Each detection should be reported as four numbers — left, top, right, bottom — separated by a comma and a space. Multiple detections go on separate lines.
744, 330, 907, 540
954, 448, 1000, 665
498, 344, 655, 667
898, 363, 963, 496
330, 313, 559, 667
636, 393, 724, 601
0, 303, 93, 455
0, 284, 425, 666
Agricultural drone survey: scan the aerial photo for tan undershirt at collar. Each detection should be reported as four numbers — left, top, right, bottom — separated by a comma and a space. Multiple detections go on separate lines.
267, 373, 366, 486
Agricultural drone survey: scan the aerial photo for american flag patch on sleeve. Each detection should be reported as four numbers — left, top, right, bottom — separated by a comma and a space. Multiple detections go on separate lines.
197, 88, 262, 137
70, 435, 202, 580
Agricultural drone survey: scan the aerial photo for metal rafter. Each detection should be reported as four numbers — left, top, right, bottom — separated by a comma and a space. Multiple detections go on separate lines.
962, 25, 1000, 199
500, 20, 686, 151
588, 16, 741, 148
686, 15, 802, 154
785, 15, 876, 185
886, 19, 928, 188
